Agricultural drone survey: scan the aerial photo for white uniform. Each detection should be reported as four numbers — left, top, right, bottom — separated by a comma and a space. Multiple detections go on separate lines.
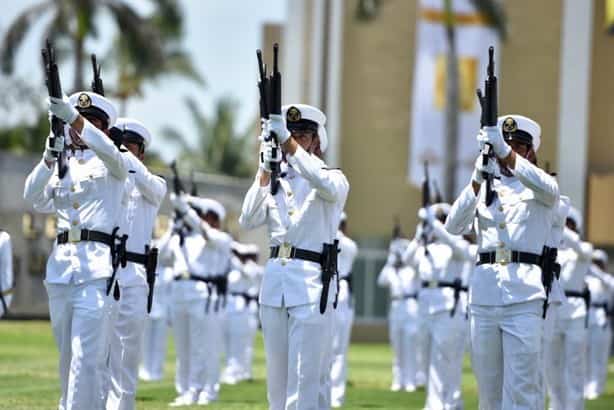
377, 238, 421, 392
105, 153, 166, 410
404, 220, 467, 410
239, 146, 349, 410
222, 254, 254, 385
446, 154, 559, 410
0, 231, 13, 318
174, 198, 233, 405
24, 119, 129, 410
242, 258, 263, 380
583, 263, 614, 400
167, 228, 207, 404
330, 229, 358, 407
545, 227, 593, 410
430, 218, 477, 409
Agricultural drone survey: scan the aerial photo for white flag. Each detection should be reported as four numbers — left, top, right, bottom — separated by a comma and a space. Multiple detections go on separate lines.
408, 0, 500, 198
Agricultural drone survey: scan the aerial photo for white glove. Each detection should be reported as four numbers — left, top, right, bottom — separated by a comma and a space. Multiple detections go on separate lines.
258, 118, 269, 142
170, 192, 189, 214
43, 131, 64, 164
471, 154, 497, 185
268, 114, 291, 144
48, 95, 79, 124
259, 141, 282, 173
480, 125, 511, 159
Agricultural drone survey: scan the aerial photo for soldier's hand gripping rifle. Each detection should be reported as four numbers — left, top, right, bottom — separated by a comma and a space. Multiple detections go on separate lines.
256, 45, 281, 195
476, 46, 498, 206
41, 40, 68, 179
91, 54, 105, 96
421, 161, 431, 256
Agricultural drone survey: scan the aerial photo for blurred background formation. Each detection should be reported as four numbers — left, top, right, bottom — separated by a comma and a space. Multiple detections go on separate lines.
1, 0, 613, 341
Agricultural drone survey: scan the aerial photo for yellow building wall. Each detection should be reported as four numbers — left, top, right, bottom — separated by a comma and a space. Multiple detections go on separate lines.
339, 0, 563, 240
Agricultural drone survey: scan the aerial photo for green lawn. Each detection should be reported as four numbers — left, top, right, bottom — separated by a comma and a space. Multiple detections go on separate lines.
0, 321, 613, 409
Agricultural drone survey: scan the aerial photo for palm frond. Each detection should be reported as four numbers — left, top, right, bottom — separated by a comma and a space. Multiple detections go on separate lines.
471, 0, 507, 40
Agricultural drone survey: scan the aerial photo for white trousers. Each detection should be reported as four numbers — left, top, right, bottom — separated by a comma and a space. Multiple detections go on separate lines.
45, 279, 108, 410
260, 302, 334, 410
105, 285, 148, 410
420, 309, 466, 410
388, 300, 422, 389
222, 307, 251, 383
171, 298, 207, 397
544, 310, 587, 410
244, 309, 259, 379
139, 316, 169, 381
584, 323, 612, 399
330, 300, 354, 405
200, 303, 224, 402
470, 301, 543, 410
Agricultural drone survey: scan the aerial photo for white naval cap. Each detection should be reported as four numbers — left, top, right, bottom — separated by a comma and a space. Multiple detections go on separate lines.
231, 241, 248, 254
498, 114, 541, 152
390, 237, 410, 255
69, 91, 117, 128
592, 249, 608, 265
187, 196, 226, 222
245, 244, 260, 255
282, 104, 328, 152
566, 206, 582, 233
115, 117, 152, 148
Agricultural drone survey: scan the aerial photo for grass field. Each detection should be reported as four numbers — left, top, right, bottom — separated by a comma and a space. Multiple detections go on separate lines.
1, 321, 613, 409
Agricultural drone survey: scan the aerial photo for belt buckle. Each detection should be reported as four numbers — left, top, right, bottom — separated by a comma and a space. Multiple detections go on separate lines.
495, 248, 511, 265
68, 227, 81, 243
278, 243, 292, 259
428, 280, 438, 289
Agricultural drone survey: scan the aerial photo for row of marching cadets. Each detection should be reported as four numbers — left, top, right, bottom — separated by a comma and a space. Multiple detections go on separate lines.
21, 47, 267, 410
379, 112, 614, 410
378, 201, 475, 408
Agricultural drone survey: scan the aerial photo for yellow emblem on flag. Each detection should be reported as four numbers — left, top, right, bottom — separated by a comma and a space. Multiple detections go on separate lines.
434, 55, 477, 112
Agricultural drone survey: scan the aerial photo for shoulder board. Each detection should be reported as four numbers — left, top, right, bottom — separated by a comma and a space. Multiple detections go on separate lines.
321, 167, 342, 171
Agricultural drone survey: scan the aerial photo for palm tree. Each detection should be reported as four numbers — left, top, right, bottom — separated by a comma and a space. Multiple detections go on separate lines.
442, 0, 506, 199
162, 97, 256, 178
109, 0, 205, 114
0, 0, 188, 91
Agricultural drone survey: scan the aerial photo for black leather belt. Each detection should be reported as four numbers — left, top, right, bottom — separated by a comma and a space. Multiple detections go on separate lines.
421, 280, 459, 289
125, 251, 147, 265
173, 273, 209, 282
56, 229, 115, 246
565, 290, 587, 298
393, 293, 418, 300
270, 246, 322, 264
477, 251, 542, 266
591, 302, 608, 309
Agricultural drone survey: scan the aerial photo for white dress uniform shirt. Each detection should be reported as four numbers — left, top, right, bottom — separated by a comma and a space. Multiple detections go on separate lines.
0, 231, 13, 316
445, 155, 559, 306
24, 121, 130, 284
337, 230, 358, 279
239, 147, 349, 307
558, 228, 593, 320
117, 155, 166, 286
404, 239, 455, 315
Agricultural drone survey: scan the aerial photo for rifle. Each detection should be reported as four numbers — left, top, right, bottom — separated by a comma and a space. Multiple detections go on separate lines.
91, 54, 105, 96
169, 161, 185, 195
41, 40, 68, 179
392, 215, 402, 239
476, 46, 498, 206
145, 246, 158, 314
433, 180, 443, 203
422, 161, 431, 255
190, 170, 198, 196
256, 44, 281, 195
